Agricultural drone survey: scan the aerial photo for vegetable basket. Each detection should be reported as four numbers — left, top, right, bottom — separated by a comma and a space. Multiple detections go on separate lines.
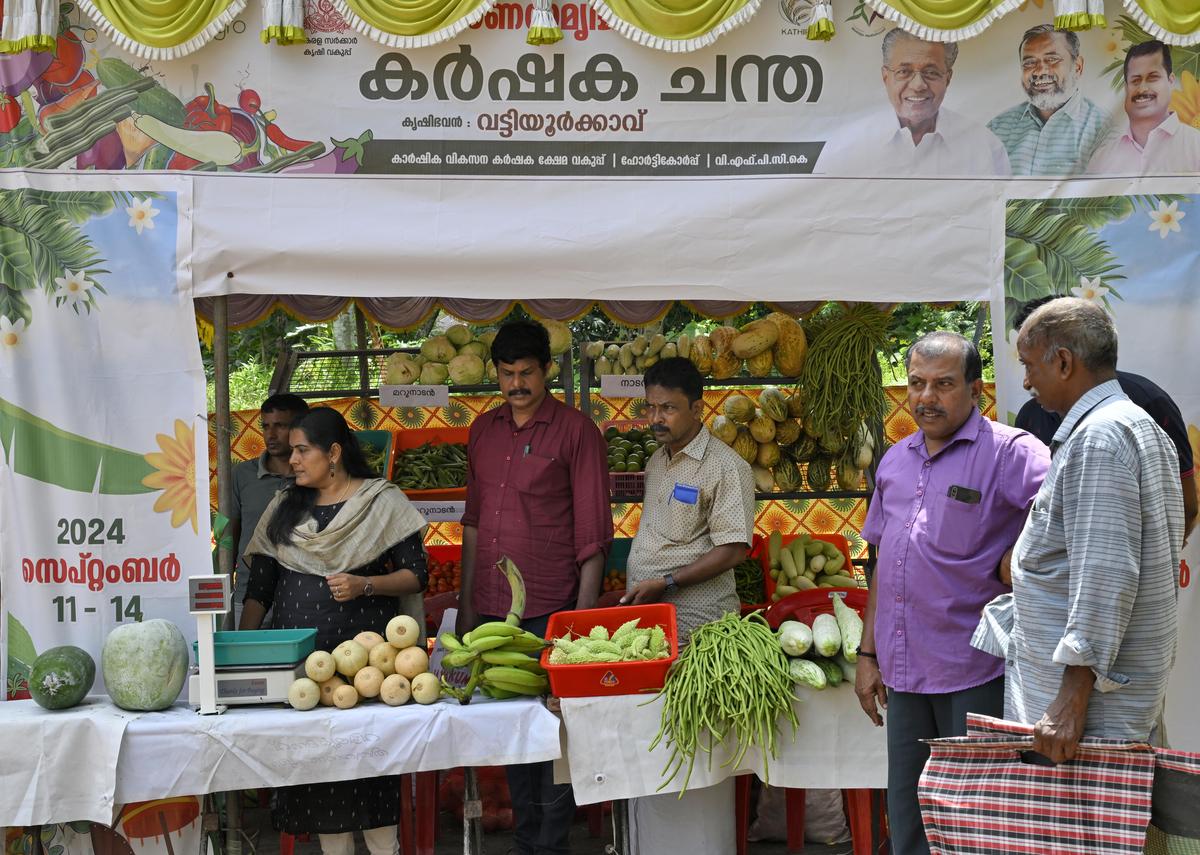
604, 419, 649, 499
541, 603, 677, 697
753, 532, 857, 601
355, 430, 395, 482
391, 427, 469, 500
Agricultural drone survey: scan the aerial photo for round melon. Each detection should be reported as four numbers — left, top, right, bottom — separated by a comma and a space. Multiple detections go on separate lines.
101, 619, 189, 711
29, 645, 96, 710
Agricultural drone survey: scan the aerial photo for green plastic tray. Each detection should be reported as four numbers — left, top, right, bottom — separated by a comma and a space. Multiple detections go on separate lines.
193, 629, 317, 667
356, 430, 394, 479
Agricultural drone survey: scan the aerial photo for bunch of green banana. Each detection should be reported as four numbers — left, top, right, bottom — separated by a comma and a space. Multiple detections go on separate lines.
438, 620, 548, 703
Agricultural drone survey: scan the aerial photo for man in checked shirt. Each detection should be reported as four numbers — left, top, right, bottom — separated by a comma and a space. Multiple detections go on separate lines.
1008, 298, 1184, 760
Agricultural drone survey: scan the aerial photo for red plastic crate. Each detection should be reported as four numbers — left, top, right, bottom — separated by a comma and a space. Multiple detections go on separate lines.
540, 604, 678, 697
609, 471, 645, 497
425, 544, 462, 597
764, 587, 868, 630
392, 427, 469, 501
752, 532, 857, 602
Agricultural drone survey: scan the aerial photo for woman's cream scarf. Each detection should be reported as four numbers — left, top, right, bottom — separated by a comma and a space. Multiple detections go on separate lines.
244, 478, 427, 577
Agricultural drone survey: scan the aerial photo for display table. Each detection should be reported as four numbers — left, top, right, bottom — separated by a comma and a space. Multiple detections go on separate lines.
0, 696, 562, 826
559, 686, 888, 804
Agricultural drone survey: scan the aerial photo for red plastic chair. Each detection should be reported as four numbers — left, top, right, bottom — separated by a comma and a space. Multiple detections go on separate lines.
734, 777, 888, 855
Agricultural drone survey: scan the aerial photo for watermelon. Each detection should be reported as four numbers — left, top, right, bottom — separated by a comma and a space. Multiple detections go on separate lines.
28, 645, 96, 710
101, 619, 189, 711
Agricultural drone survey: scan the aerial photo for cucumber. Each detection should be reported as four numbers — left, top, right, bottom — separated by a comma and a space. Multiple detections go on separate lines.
29, 645, 96, 710
96, 58, 186, 127
139, 143, 174, 170
813, 657, 843, 687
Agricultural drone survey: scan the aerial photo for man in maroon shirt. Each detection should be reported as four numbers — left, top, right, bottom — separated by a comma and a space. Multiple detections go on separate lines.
458, 319, 612, 855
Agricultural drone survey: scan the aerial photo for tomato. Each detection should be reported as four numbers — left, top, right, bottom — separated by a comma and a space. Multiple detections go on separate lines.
41, 31, 85, 86
0, 93, 22, 134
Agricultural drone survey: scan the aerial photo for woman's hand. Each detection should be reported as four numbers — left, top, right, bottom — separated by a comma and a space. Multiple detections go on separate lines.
327, 572, 363, 603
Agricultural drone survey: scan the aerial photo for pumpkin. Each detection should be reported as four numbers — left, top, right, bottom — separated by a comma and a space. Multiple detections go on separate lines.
765, 312, 808, 377
101, 619, 189, 711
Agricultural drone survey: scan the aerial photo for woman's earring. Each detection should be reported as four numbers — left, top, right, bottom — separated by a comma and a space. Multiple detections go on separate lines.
329, 462, 335, 477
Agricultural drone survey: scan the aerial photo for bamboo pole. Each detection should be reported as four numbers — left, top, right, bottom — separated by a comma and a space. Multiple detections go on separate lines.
212, 295, 242, 855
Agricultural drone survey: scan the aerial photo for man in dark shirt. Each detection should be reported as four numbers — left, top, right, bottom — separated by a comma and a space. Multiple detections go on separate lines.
458, 319, 612, 855
1012, 298, 1196, 540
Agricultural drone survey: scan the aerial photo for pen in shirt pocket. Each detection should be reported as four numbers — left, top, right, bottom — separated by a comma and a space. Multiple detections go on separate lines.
523, 444, 531, 457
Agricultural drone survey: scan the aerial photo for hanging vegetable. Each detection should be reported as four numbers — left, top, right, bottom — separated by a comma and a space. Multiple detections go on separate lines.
797, 303, 890, 458
650, 612, 799, 795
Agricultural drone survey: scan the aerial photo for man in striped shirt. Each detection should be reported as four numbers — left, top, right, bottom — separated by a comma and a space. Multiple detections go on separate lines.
988, 25, 1108, 175
1010, 298, 1184, 762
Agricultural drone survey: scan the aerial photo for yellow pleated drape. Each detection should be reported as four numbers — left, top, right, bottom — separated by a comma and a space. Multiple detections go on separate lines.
77, 0, 245, 57
334, 0, 494, 46
1123, 0, 1200, 45
864, 0, 1020, 41
590, 0, 760, 51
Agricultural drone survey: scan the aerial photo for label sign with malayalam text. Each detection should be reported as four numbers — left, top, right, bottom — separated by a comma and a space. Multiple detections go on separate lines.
600, 375, 644, 397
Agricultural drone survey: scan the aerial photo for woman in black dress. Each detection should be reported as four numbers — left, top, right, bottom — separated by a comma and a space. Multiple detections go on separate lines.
241, 407, 427, 855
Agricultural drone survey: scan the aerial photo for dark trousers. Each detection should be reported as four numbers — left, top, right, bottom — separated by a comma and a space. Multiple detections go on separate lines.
478, 611, 576, 855
885, 676, 1004, 855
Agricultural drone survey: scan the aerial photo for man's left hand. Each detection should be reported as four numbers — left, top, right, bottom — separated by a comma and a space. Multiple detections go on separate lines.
621, 577, 668, 606
1032, 700, 1088, 763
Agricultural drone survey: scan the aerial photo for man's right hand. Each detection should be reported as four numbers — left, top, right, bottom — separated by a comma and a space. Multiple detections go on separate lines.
854, 656, 887, 727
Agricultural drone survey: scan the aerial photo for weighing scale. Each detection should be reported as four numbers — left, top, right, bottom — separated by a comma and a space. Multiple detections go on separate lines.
186, 574, 316, 712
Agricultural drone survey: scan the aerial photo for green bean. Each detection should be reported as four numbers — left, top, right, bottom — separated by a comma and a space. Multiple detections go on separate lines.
646, 612, 798, 795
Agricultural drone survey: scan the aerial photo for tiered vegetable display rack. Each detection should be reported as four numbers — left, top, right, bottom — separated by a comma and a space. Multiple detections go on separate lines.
578, 342, 882, 584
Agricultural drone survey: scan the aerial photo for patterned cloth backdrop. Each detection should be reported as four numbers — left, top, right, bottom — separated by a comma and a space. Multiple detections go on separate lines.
207, 384, 998, 555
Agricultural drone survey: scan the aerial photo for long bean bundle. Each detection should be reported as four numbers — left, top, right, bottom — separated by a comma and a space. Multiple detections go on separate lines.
797, 303, 890, 455
649, 612, 799, 795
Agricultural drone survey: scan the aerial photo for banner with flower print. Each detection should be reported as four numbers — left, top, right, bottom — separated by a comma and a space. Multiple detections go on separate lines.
0, 173, 206, 701
992, 186, 1200, 751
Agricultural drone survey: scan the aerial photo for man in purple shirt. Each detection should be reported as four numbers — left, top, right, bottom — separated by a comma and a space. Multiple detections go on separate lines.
458, 319, 612, 855
856, 331, 1048, 855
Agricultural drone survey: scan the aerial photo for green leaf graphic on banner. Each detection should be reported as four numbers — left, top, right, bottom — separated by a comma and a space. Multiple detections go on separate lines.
0, 218, 37, 292
1004, 237, 1051, 303
1040, 196, 1136, 230
0, 397, 155, 494
17, 190, 118, 225
7, 613, 37, 667
0, 284, 31, 327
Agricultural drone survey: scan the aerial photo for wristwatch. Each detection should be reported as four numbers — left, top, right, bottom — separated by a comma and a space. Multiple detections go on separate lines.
663, 573, 679, 593
855, 646, 877, 659
363, 580, 374, 597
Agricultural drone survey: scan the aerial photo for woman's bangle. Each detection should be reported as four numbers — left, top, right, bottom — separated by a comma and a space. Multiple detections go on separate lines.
856, 648, 877, 659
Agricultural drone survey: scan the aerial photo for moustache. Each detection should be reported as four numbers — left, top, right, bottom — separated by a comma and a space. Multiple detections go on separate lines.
508, 390, 529, 397
915, 405, 946, 417
650, 426, 669, 433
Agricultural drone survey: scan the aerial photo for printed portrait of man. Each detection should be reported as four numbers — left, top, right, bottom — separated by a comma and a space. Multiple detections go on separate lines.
819, 28, 1011, 176
988, 25, 1107, 175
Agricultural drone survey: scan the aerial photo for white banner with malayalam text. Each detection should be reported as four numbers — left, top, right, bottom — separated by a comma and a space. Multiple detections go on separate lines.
0, 173, 207, 701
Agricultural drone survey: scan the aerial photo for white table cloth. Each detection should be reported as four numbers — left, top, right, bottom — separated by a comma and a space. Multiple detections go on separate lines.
1, 696, 562, 826
559, 686, 888, 804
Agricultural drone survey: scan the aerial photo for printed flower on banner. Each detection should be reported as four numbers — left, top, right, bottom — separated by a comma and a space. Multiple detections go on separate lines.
0, 316, 25, 354
1101, 31, 1122, 60
1071, 276, 1109, 303
142, 419, 198, 533
53, 269, 94, 304
1170, 71, 1200, 130
1148, 201, 1185, 238
126, 198, 159, 235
